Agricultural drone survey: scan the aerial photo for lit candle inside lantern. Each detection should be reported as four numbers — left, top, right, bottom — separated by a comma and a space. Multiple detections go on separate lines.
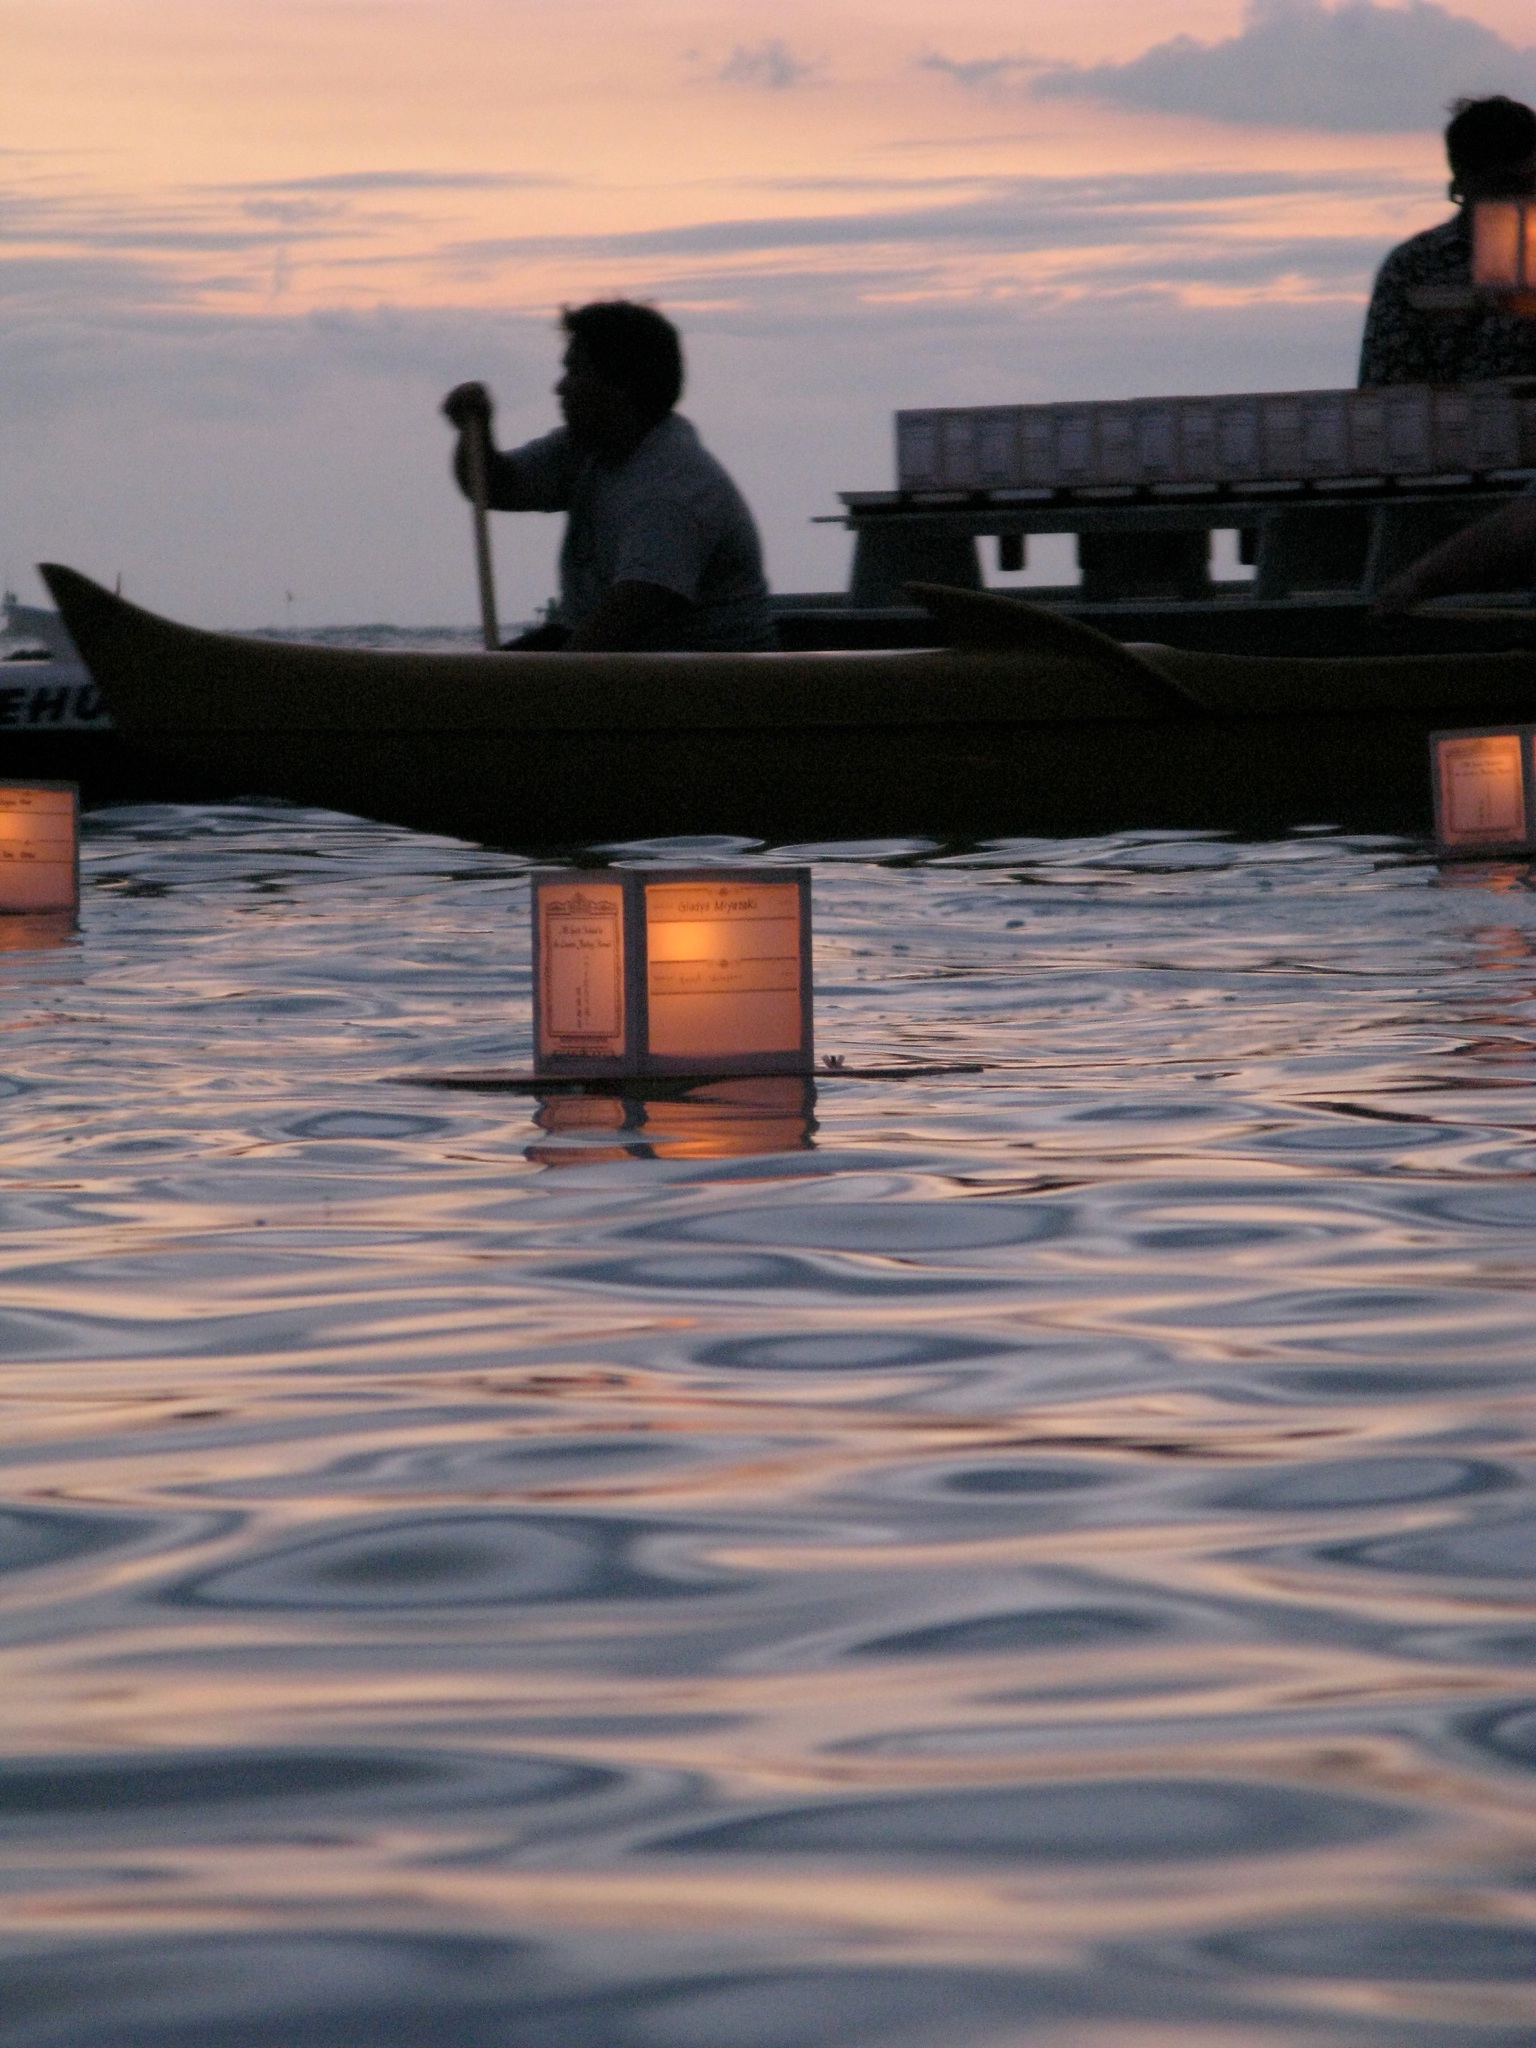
644, 879, 806, 1062
0, 783, 79, 915
1431, 730, 1532, 851
532, 866, 813, 1078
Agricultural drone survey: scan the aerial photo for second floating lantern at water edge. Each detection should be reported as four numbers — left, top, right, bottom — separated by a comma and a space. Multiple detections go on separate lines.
0, 782, 78, 917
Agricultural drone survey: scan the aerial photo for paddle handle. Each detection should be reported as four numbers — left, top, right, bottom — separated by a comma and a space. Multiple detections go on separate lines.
463, 422, 500, 652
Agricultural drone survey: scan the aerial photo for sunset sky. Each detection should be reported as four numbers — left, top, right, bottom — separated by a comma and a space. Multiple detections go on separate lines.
3, 0, 1535, 624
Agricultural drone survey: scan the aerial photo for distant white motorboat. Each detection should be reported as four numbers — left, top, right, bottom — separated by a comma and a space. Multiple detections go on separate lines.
1, 589, 110, 731
4, 592, 83, 658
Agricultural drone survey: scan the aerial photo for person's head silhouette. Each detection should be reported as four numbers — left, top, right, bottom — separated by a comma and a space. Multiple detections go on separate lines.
1445, 95, 1536, 205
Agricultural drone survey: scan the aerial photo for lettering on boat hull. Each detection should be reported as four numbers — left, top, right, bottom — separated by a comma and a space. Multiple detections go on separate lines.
0, 673, 112, 731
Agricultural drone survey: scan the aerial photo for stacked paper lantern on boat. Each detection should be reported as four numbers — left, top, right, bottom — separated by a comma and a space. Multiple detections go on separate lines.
1473, 198, 1536, 316
895, 382, 1536, 497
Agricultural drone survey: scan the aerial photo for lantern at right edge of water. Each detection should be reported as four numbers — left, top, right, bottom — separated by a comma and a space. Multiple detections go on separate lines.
0, 782, 79, 916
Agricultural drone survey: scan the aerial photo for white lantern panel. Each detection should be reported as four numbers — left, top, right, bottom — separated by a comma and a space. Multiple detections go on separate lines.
537, 880, 627, 1059
1434, 733, 1527, 846
644, 879, 803, 1059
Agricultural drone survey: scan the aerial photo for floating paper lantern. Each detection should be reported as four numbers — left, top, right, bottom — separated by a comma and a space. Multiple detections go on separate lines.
532, 866, 813, 1078
0, 782, 78, 915
1431, 728, 1536, 853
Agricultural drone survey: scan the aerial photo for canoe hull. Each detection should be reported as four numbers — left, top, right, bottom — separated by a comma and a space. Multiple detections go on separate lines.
35, 705, 1457, 845
39, 563, 1536, 846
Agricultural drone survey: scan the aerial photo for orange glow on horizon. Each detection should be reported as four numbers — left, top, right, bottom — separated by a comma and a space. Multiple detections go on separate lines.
2, 0, 1525, 619
0, 0, 1481, 321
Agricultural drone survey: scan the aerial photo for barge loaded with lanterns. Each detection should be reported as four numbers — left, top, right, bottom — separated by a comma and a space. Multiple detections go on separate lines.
775, 375, 1536, 653
37, 560, 1536, 847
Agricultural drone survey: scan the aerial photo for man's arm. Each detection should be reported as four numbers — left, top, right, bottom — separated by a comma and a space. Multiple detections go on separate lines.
1375, 495, 1536, 610
565, 580, 692, 651
442, 382, 570, 512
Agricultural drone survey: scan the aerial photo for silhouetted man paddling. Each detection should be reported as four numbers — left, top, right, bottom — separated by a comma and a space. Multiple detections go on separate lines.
443, 301, 774, 652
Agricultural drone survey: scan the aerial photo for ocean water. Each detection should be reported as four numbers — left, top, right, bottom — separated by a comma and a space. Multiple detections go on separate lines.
2, 805, 1536, 2045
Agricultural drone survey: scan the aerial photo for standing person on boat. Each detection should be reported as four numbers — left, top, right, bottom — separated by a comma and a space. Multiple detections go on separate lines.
442, 301, 775, 652
1358, 94, 1536, 387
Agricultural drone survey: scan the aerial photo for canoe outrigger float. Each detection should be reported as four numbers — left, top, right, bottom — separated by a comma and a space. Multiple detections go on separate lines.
37, 563, 1536, 847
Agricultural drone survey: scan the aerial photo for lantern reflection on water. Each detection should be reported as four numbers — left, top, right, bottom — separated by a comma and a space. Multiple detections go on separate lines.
526, 1075, 817, 1166
0, 783, 78, 917
0, 914, 75, 953
533, 866, 812, 1079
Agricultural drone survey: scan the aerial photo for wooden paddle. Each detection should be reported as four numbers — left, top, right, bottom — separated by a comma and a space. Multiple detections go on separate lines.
463, 420, 500, 652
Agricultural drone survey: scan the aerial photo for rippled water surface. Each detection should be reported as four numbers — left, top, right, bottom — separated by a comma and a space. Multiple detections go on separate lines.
3, 804, 1536, 2045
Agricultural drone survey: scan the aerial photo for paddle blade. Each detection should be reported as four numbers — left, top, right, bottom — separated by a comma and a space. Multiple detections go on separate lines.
906, 582, 1201, 714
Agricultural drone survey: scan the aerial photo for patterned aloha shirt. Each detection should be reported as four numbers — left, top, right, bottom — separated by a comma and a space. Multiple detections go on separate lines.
1358, 211, 1536, 386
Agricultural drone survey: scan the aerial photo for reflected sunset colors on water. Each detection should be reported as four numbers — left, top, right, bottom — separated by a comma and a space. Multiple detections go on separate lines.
1, 806, 1536, 2039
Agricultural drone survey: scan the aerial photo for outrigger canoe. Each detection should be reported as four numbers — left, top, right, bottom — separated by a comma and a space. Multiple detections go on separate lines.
39, 562, 1536, 847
